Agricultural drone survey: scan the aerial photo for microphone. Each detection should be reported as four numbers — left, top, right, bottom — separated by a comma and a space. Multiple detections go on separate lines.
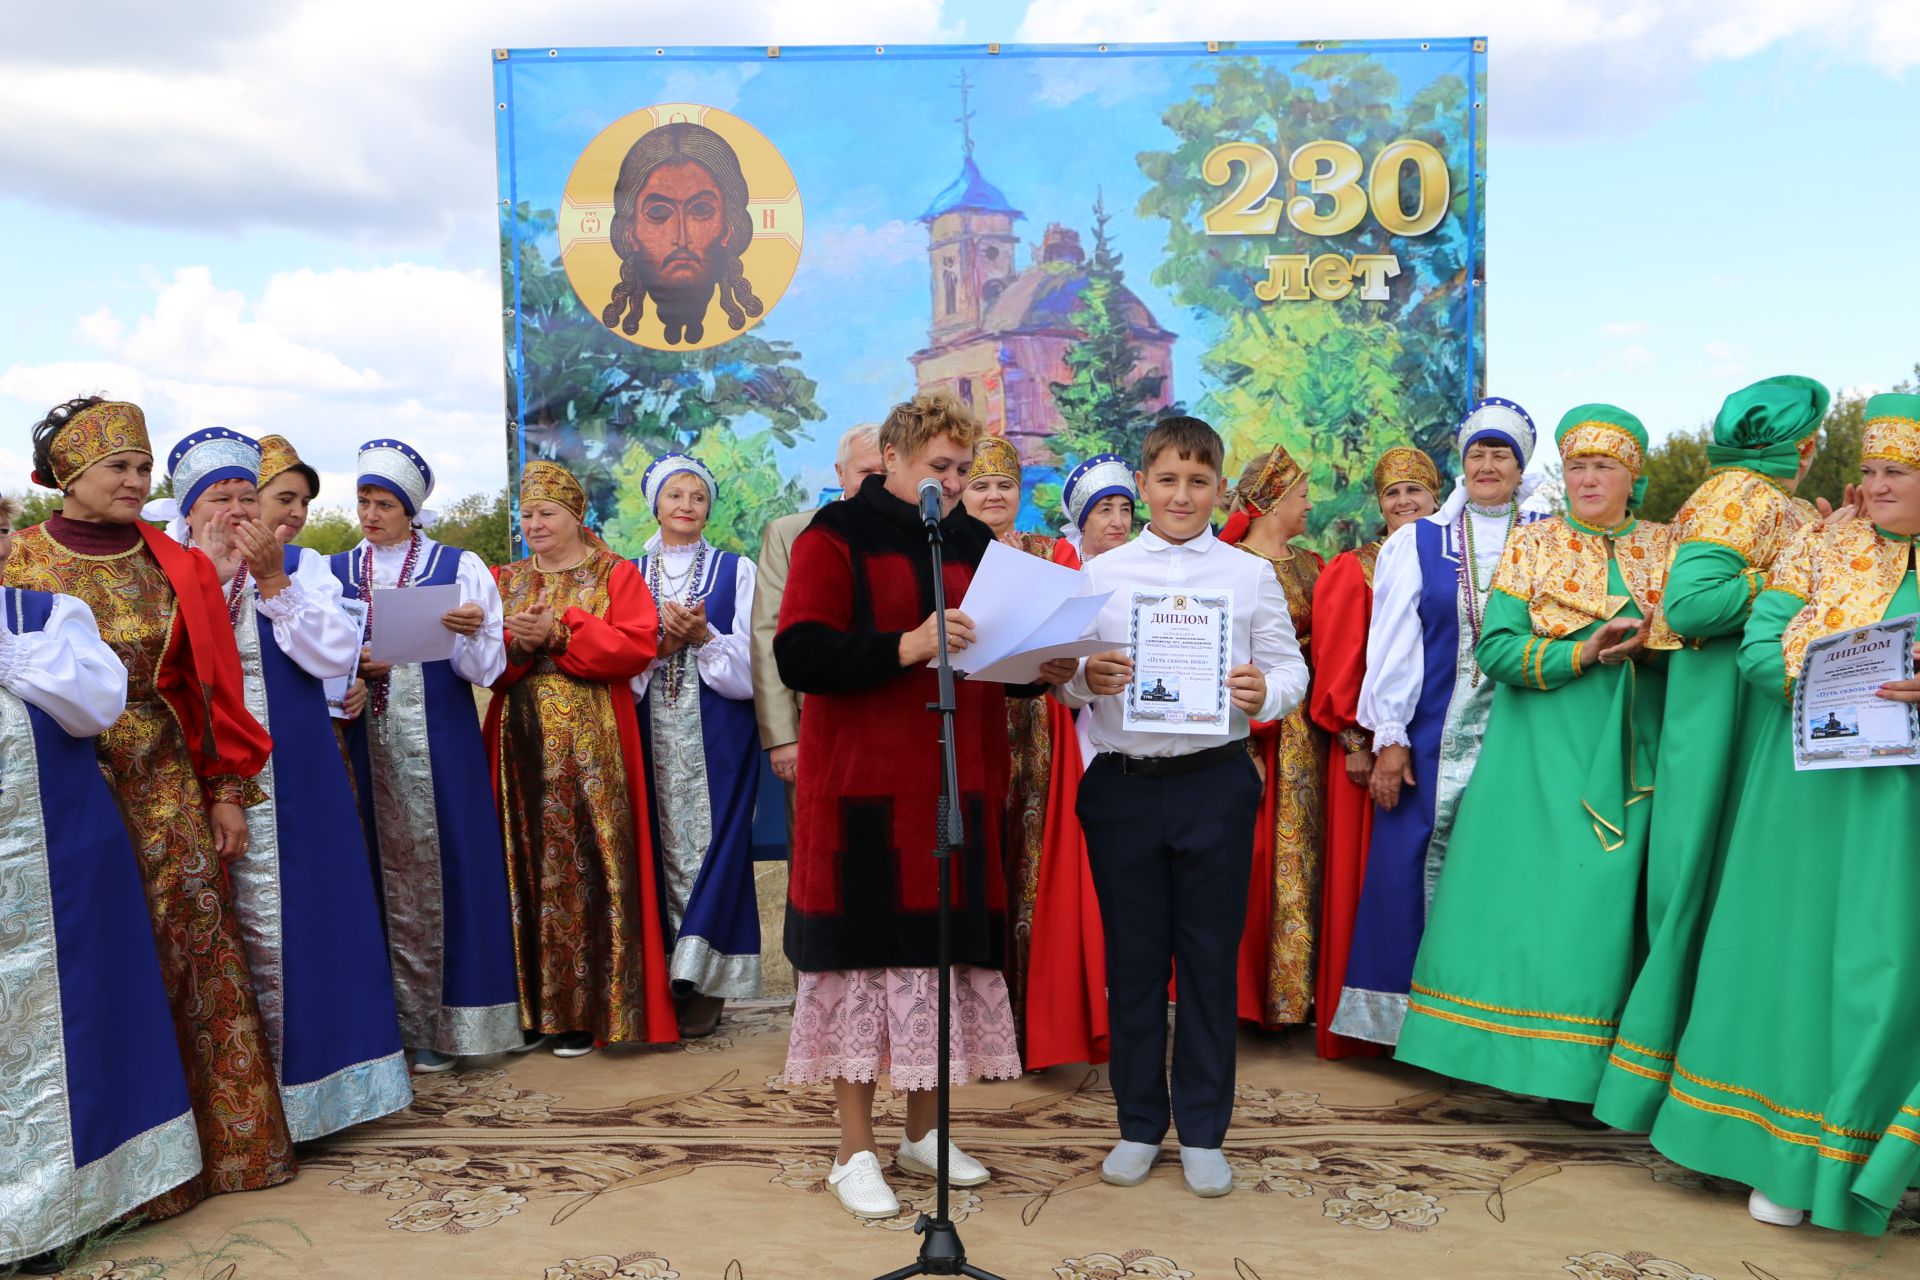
917, 475, 944, 528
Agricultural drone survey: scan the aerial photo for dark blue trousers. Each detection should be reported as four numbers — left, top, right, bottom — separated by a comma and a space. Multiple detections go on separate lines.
1077, 749, 1261, 1148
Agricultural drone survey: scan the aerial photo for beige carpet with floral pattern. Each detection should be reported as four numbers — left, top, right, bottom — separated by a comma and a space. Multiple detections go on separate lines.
45, 1003, 1920, 1280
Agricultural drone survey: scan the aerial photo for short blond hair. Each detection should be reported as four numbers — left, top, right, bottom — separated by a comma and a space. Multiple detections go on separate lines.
0, 495, 20, 530
879, 390, 983, 458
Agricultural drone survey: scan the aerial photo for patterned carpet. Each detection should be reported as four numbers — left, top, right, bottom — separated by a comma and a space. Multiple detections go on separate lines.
45, 1002, 1919, 1280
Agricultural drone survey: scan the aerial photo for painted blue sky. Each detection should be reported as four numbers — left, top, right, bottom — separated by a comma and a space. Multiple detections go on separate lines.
500, 39, 1480, 499
1, 0, 1914, 508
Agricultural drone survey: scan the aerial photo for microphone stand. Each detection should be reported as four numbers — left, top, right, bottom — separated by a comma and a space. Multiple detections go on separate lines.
871, 497, 1003, 1280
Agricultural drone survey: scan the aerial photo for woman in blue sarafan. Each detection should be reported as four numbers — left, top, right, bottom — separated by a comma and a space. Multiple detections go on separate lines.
1331, 399, 1548, 1046
157, 430, 412, 1137
0, 571, 201, 1272
332, 439, 521, 1073
631, 453, 763, 1038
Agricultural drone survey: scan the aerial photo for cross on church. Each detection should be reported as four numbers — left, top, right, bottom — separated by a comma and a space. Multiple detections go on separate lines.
954, 68, 975, 157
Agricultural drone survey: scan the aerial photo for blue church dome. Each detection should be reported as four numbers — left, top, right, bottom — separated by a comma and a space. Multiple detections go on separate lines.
919, 155, 1024, 223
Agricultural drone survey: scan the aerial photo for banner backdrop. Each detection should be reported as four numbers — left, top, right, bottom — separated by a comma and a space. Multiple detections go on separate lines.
493, 40, 1486, 556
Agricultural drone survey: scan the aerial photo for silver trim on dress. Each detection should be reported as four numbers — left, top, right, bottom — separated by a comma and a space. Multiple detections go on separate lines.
227, 605, 287, 1078
0, 685, 200, 1263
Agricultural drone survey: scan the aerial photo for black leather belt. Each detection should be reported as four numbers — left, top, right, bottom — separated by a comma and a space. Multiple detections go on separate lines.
1097, 739, 1245, 778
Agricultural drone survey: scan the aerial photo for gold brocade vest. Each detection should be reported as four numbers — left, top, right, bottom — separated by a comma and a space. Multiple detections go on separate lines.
1355, 540, 1382, 589
1644, 468, 1815, 650
1773, 517, 1915, 680
1492, 515, 1677, 646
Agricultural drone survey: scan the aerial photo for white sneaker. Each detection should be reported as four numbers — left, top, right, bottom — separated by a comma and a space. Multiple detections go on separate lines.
1747, 1187, 1805, 1227
896, 1128, 991, 1186
1179, 1145, 1234, 1198
1100, 1140, 1162, 1187
828, 1150, 901, 1219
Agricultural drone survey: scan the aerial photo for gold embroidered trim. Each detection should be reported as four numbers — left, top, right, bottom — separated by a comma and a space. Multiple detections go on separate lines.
1406, 1000, 1614, 1048
1889, 1124, 1920, 1146
1607, 1052, 1671, 1084
1409, 982, 1618, 1027
1664, 1085, 1867, 1164
1616, 1037, 1675, 1062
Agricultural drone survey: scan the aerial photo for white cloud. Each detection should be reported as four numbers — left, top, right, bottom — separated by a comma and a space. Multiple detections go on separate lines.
1601, 320, 1653, 337
804, 220, 925, 279
0, 1, 951, 242
1705, 339, 1744, 380
1014, 0, 1918, 138
2, 264, 512, 501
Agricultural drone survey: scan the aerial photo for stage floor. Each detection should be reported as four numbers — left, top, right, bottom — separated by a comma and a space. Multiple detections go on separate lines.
63, 1003, 1919, 1279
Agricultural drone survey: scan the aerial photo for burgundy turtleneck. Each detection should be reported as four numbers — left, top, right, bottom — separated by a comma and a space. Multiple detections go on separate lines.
46, 511, 143, 555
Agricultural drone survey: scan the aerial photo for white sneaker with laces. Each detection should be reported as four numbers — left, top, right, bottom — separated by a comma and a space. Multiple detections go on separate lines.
1747, 1187, 1806, 1227
828, 1150, 901, 1219
896, 1128, 991, 1186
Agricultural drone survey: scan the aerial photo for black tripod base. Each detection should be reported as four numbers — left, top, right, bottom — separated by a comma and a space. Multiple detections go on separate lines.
868, 1214, 1005, 1279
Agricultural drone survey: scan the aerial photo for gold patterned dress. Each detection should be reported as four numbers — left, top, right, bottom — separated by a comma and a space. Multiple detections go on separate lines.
999, 530, 1079, 1059
487, 550, 678, 1044
1236, 543, 1326, 1027
4, 518, 295, 1217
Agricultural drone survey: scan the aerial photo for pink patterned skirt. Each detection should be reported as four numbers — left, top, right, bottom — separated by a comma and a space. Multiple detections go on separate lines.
784, 966, 1023, 1090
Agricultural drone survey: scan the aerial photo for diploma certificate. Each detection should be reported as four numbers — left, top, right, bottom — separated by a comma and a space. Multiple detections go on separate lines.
1123, 589, 1232, 736
1792, 613, 1920, 771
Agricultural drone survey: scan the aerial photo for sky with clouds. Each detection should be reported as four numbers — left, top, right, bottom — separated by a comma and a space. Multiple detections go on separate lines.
2, 0, 1914, 505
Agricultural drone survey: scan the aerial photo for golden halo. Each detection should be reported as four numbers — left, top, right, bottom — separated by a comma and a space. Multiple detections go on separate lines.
558, 103, 802, 353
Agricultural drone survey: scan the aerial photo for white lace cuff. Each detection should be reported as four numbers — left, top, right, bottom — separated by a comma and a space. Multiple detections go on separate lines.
254, 572, 310, 623
1372, 722, 1411, 751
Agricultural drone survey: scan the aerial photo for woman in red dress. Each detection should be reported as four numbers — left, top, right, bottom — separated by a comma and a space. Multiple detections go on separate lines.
1306, 447, 1438, 1058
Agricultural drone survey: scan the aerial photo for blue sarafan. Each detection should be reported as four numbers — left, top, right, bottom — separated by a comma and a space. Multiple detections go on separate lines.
0, 587, 201, 1266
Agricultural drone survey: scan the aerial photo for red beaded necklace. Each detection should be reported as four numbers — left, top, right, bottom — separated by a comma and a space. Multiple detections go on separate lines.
360, 532, 422, 719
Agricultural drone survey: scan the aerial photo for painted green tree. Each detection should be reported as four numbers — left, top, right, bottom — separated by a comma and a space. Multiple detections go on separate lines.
501, 203, 823, 557
1138, 52, 1482, 548
1048, 193, 1168, 467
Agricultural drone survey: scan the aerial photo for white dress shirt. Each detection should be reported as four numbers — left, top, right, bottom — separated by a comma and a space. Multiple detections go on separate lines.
357, 536, 507, 688
1059, 524, 1307, 758
632, 539, 757, 702
0, 592, 129, 737
1357, 490, 1520, 751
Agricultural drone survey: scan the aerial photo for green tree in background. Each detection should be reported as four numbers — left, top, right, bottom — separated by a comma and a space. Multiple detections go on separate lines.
1634, 372, 1920, 523
1048, 193, 1168, 495
1636, 428, 1713, 524
503, 203, 824, 557
1139, 52, 1482, 550
294, 508, 362, 557
433, 490, 512, 566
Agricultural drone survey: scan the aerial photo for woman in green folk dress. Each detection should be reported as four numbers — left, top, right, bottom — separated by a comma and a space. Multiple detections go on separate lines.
1646, 395, 1920, 1234
1593, 375, 1829, 1131
1394, 406, 1674, 1109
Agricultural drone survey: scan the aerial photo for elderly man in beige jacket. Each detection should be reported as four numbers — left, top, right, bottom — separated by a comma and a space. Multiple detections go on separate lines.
750, 423, 885, 812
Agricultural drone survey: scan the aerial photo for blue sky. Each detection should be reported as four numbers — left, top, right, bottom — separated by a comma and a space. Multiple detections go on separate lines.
1, 0, 1914, 508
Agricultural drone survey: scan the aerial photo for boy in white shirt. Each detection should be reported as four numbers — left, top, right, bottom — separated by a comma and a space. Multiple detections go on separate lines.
1058, 415, 1309, 1198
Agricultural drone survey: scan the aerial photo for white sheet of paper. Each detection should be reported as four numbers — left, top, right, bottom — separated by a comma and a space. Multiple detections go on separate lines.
367, 584, 461, 664
967, 636, 1117, 685
947, 541, 1086, 672
325, 598, 370, 719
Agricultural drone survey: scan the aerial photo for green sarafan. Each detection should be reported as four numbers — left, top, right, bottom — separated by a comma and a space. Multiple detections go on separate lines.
498, 201, 823, 560
1138, 51, 1486, 555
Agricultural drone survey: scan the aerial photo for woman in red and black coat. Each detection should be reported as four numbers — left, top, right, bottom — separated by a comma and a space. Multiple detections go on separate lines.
775, 390, 1077, 1221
